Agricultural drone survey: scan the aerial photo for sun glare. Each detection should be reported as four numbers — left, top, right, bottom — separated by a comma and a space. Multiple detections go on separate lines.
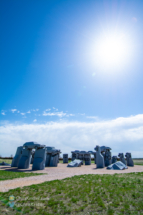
95, 32, 130, 69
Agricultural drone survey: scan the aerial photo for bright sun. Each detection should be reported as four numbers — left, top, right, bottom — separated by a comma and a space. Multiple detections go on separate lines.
95, 32, 130, 69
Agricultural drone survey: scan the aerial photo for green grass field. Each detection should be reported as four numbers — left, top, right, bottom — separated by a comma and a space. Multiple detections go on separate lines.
0, 159, 46, 181
0, 171, 46, 181
133, 159, 143, 165
0, 173, 143, 214
0, 159, 12, 164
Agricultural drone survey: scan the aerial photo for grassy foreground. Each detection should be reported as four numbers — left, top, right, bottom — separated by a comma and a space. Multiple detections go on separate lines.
0, 171, 46, 181
0, 173, 143, 214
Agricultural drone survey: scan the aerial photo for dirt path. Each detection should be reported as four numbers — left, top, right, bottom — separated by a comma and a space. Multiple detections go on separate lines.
0, 164, 143, 192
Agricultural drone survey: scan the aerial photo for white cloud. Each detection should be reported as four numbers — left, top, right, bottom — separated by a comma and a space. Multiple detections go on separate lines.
53, 107, 58, 111
43, 111, 66, 117
27, 110, 31, 114
87, 116, 98, 120
20, 113, 25, 116
67, 114, 75, 117
11, 109, 17, 113
0, 114, 143, 157
1, 110, 6, 115
17, 111, 20, 113
43, 109, 74, 117
33, 119, 37, 122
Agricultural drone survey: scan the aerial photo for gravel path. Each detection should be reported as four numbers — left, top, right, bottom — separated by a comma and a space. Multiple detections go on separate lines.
0, 164, 143, 192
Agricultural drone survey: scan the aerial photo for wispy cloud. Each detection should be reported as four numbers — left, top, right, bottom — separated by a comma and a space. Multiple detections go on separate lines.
11, 109, 17, 113
33, 119, 37, 122
53, 107, 58, 111
1, 108, 42, 116
1, 111, 6, 115
1, 114, 143, 157
67, 114, 75, 117
86, 116, 98, 120
43, 111, 66, 117
43, 109, 74, 117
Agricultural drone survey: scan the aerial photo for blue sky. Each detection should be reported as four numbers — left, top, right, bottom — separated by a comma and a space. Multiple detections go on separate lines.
0, 0, 143, 157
